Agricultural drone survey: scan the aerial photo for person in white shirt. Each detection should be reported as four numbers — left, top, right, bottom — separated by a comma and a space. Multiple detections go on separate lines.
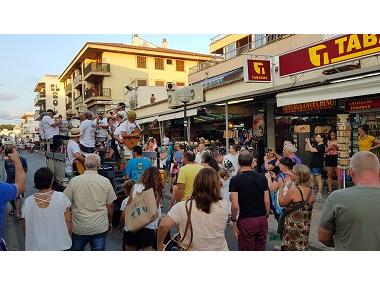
79, 111, 96, 153
120, 110, 141, 161
22, 167, 72, 251
41, 109, 61, 151
60, 110, 75, 137
65, 128, 85, 179
223, 144, 240, 177
95, 111, 109, 142
195, 143, 206, 164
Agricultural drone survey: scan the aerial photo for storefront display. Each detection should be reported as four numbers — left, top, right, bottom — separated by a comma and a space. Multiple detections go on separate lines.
336, 114, 351, 167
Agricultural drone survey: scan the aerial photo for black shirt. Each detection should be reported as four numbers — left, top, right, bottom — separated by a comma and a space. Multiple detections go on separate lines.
229, 170, 268, 219
310, 143, 325, 168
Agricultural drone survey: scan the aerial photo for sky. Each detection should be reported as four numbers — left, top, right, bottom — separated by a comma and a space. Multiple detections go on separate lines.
0, 34, 212, 125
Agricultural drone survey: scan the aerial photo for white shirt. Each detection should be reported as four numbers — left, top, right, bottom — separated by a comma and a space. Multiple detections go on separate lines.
223, 153, 239, 176
195, 150, 205, 164
120, 197, 130, 231
41, 115, 59, 140
95, 117, 109, 138
65, 139, 81, 173
21, 191, 72, 251
79, 119, 96, 147
120, 120, 140, 135
113, 122, 124, 142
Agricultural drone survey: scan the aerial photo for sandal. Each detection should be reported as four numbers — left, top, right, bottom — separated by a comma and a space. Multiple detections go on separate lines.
8, 210, 15, 216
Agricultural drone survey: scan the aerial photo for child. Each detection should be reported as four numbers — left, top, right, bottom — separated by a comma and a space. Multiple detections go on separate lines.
119, 179, 136, 250
219, 167, 231, 215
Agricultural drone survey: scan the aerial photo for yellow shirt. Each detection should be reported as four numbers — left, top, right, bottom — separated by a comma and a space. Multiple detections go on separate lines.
358, 135, 375, 151
177, 163, 203, 201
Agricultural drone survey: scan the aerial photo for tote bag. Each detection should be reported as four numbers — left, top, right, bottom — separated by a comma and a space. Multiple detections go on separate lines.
125, 186, 158, 233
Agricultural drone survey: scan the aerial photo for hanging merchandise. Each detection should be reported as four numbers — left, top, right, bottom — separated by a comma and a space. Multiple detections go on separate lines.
337, 114, 351, 188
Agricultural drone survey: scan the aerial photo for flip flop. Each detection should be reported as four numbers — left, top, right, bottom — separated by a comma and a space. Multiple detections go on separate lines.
8, 210, 15, 216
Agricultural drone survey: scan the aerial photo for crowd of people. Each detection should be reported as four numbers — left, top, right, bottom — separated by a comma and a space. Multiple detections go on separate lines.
1, 111, 380, 250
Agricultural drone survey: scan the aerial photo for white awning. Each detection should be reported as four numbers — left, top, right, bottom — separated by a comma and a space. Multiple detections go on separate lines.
276, 75, 380, 107
136, 116, 159, 125
158, 109, 197, 122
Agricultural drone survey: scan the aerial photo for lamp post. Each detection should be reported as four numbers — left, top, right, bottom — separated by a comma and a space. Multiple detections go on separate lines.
179, 89, 193, 148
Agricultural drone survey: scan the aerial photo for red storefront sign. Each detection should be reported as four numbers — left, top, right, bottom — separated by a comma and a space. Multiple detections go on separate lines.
281, 100, 335, 114
346, 98, 380, 111
243, 59, 272, 82
279, 34, 380, 77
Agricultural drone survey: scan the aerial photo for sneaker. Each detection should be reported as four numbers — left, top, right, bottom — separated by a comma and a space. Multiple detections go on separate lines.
274, 245, 281, 251
316, 193, 323, 202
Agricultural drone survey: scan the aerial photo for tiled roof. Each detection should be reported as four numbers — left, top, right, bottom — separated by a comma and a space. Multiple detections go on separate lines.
87, 42, 213, 58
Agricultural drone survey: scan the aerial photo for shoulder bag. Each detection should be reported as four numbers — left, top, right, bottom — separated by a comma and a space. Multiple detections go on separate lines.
163, 199, 194, 251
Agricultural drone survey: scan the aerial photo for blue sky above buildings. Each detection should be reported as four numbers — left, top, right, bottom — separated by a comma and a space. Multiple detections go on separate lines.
0, 34, 212, 124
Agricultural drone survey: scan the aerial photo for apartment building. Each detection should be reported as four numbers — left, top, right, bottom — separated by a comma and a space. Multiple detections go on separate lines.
59, 35, 215, 115
20, 112, 39, 138
33, 75, 66, 119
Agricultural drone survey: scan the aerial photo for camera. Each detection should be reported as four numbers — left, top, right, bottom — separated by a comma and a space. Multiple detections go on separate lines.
4, 145, 14, 156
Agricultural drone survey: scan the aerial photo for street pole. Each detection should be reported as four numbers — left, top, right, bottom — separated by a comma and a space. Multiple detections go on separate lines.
225, 102, 229, 152
183, 102, 188, 148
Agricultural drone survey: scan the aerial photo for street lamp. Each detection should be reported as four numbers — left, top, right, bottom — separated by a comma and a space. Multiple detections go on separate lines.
179, 89, 193, 148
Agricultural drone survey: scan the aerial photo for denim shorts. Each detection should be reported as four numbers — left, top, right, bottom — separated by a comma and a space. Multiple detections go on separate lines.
310, 167, 322, 176
71, 231, 108, 251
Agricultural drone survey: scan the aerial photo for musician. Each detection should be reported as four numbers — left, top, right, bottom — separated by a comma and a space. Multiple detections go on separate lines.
60, 110, 75, 137
112, 111, 126, 167
79, 111, 96, 153
95, 111, 109, 143
41, 109, 62, 152
65, 128, 85, 179
120, 110, 141, 161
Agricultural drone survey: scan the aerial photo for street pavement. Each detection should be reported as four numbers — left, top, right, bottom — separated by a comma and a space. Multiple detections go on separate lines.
2, 151, 332, 251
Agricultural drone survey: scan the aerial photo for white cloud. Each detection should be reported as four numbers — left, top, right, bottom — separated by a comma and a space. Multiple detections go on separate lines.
0, 92, 19, 101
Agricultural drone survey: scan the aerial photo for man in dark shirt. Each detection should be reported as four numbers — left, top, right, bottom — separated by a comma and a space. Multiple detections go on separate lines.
229, 150, 270, 251
4, 146, 28, 219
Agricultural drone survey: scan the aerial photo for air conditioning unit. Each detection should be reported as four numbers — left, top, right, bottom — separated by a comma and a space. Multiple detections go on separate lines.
166, 81, 176, 91
188, 84, 204, 104
168, 92, 181, 109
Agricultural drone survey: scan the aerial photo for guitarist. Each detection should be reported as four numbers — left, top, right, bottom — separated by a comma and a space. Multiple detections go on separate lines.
120, 110, 141, 162
65, 128, 85, 179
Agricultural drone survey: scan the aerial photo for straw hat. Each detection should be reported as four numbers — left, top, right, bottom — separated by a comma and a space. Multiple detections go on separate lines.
69, 128, 81, 138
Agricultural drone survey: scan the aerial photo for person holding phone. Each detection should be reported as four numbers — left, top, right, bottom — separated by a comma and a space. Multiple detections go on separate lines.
0, 149, 26, 250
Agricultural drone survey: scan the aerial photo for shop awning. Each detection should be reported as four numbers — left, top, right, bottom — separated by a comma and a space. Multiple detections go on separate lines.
276, 75, 380, 107
136, 116, 159, 125
158, 109, 197, 122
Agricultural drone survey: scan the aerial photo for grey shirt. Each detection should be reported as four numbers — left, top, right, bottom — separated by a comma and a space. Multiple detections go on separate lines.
319, 185, 380, 250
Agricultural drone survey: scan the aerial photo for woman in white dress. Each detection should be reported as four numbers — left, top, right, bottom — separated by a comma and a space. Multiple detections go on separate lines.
22, 167, 72, 251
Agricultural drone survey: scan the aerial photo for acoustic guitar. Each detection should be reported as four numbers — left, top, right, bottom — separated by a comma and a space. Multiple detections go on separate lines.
123, 129, 141, 150
73, 160, 85, 175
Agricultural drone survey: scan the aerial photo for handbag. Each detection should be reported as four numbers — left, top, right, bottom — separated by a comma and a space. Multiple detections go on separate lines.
125, 185, 159, 233
163, 199, 194, 251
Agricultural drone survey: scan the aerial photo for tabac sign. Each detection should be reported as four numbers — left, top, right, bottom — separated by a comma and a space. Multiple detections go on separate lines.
279, 34, 380, 77
243, 59, 272, 83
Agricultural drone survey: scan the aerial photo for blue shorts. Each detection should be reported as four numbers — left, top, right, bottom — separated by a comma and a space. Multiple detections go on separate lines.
310, 167, 322, 176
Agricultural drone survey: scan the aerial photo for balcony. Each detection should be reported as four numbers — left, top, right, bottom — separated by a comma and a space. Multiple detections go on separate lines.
84, 88, 112, 104
66, 101, 72, 111
74, 95, 83, 107
33, 93, 46, 106
65, 83, 72, 96
73, 75, 83, 90
83, 63, 111, 82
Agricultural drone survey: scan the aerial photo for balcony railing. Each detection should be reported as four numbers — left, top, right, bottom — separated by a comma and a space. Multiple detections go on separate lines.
210, 34, 230, 44
84, 88, 111, 101
189, 34, 290, 75
83, 63, 111, 78
74, 96, 83, 106
65, 83, 72, 94
34, 93, 46, 105
73, 75, 82, 86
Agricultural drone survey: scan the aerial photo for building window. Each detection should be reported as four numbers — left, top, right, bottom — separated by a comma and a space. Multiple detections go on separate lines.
225, 43, 236, 60
155, 58, 164, 70
137, 79, 147, 86
51, 84, 55, 91
167, 59, 173, 65
137, 56, 147, 68
176, 60, 185, 72
255, 34, 266, 48
176, 82, 185, 87
155, 80, 165, 86
266, 34, 285, 43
